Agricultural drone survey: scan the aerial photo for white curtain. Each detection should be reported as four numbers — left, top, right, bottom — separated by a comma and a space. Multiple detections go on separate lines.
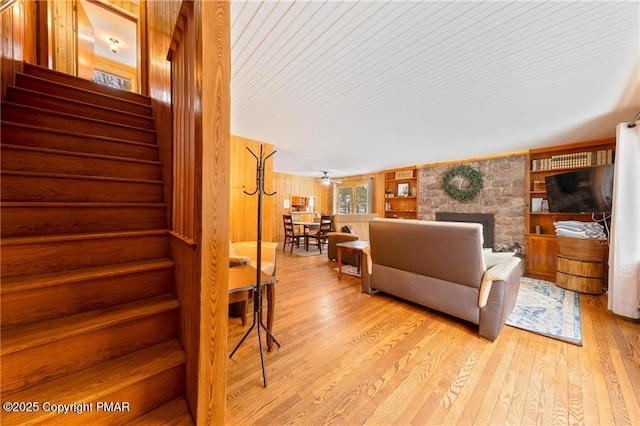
608, 123, 640, 319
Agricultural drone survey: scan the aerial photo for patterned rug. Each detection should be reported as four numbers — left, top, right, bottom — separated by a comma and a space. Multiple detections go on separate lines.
332, 265, 361, 277
506, 277, 582, 346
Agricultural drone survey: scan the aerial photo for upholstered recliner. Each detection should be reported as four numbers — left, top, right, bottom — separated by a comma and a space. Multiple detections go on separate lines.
229, 241, 277, 275
327, 213, 379, 265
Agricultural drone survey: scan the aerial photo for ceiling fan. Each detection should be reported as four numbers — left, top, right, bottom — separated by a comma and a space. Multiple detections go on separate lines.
319, 171, 343, 186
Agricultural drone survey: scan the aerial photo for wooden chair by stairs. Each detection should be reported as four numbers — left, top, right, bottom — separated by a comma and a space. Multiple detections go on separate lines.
0, 64, 192, 424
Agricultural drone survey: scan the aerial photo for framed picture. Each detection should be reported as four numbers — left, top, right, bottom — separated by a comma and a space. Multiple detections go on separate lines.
397, 182, 410, 197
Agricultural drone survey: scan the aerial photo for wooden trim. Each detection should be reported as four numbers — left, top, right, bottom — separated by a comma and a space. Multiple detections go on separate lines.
35, 0, 48, 66
167, 0, 191, 62
419, 149, 528, 169
197, 1, 229, 424
138, 0, 148, 95
0, 0, 19, 14
528, 137, 616, 155
87, 0, 137, 21
168, 231, 197, 248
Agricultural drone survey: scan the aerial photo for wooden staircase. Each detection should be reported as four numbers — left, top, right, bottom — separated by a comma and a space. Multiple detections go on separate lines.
1, 64, 192, 424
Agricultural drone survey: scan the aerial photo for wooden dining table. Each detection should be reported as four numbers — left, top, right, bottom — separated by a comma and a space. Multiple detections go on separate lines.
228, 264, 278, 351
292, 220, 320, 251
293, 220, 319, 232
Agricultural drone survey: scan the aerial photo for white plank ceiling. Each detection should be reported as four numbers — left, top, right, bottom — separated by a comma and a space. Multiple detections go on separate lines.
230, 0, 640, 178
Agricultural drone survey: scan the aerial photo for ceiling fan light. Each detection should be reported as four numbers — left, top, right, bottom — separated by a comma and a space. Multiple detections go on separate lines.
321, 177, 331, 185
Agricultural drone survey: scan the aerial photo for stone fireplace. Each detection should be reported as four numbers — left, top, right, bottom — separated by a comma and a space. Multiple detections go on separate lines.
418, 154, 526, 252
436, 212, 494, 249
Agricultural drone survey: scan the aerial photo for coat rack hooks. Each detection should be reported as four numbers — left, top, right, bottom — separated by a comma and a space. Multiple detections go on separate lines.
229, 145, 280, 387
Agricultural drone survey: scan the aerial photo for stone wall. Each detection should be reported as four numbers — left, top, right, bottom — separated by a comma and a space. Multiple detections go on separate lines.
418, 154, 526, 252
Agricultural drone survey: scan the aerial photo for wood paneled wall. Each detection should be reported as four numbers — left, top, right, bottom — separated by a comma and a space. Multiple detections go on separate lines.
1, 0, 37, 98
270, 173, 334, 243
229, 135, 275, 242
51, 0, 75, 75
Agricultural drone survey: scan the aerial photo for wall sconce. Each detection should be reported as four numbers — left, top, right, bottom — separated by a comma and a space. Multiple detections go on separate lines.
108, 37, 120, 53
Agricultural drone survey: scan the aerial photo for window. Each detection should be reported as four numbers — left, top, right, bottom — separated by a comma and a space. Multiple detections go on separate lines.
354, 185, 368, 213
338, 187, 353, 214
335, 178, 373, 214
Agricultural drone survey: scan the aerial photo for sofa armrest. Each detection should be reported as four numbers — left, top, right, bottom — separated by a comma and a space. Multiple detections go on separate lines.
327, 232, 358, 240
478, 257, 521, 308
478, 257, 522, 341
361, 246, 374, 294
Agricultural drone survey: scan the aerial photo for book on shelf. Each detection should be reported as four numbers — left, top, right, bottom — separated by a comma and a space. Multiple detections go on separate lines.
531, 149, 613, 171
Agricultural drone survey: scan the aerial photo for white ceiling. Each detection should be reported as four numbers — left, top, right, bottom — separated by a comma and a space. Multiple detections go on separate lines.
230, 1, 640, 179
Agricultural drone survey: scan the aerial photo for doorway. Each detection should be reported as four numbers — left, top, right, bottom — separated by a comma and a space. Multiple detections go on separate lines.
49, 0, 142, 93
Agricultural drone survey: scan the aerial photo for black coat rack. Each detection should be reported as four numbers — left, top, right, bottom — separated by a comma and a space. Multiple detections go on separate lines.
229, 145, 280, 387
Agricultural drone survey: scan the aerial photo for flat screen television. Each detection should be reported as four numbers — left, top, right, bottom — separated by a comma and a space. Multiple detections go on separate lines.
545, 164, 614, 213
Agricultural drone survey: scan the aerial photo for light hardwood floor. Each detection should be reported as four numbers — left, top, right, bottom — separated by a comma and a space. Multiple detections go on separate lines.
227, 250, 640, 425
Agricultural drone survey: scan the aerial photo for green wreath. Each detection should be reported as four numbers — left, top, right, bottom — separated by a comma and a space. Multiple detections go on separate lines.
442, 165, 483, 201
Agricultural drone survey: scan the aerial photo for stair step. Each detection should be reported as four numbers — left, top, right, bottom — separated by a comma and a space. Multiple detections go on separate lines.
1, 339, 185, 425
1, 170, 164, 203
1, 102, 156, 144
15, 72, 153, 117
1, 143, 162, 180
1, 295, 179, 394
6, 86, 155, 129
1, 122, 159, 161
23, 62, 152, 106
1, 230, 170, 277
1, 259, 175, 327
1, 294, 178, 353
1, 201, 167, 237
125, 397, 193, 425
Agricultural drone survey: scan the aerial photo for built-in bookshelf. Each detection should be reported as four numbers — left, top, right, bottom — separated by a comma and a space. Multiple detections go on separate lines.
530, 148, 613, 170
383, 167, 418, 219
524, 138, 615, 279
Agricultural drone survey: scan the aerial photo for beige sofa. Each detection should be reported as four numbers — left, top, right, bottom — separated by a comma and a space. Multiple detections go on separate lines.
327, 213, 379, 265
362, 219, 522, 341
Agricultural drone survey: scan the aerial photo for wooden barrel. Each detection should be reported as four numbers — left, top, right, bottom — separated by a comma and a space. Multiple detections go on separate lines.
556, 255, 603, 294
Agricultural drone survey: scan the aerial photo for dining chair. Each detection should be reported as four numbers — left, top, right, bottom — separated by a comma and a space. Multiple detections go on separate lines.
305, 215, 332, 253
282, 214, 304, 253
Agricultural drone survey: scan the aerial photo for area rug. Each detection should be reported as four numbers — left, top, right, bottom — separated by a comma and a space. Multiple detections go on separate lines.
332, 265, 361, 277
284, 244, 324, 257
506, 277, 582, 346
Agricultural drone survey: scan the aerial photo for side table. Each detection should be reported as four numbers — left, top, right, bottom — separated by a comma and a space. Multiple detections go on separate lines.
335, 240, 369, 280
